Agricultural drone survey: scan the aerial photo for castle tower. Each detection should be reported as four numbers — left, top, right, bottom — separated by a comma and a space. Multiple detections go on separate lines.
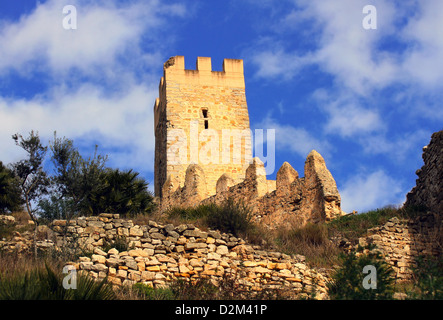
154, 56, 252, 198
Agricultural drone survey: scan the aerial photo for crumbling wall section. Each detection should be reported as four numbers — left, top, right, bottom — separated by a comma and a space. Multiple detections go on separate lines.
161, 151, 345, 228
354, 213, 442, 282
405, 130, 443, 214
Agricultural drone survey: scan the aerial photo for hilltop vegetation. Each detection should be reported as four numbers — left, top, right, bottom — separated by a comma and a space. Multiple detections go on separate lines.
1, 130, 441, 301
1, 197, 441, 300
0, 131, 155, 222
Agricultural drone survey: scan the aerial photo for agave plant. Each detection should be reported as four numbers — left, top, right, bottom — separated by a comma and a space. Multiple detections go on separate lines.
0, 262, 115, 300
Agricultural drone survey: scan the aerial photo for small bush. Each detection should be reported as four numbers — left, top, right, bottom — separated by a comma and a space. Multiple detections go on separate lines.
167, 203, 218, 221
165, 198, 254, 237
327, 249, 395, 300
410, 255, 443, 300
102, 236, 133, 253
170, 278, 219, 300
132, 283, 175, 300
0, 261, 115, 300
206, 198, 253, 237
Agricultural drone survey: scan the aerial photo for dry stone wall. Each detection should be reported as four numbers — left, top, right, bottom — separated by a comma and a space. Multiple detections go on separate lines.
356, 213, 442, 281
370, 129, 442, 280
50, 213, 329, 299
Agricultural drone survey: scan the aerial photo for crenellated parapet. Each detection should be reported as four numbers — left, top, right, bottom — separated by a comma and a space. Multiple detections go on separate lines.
160, 56, 245, 87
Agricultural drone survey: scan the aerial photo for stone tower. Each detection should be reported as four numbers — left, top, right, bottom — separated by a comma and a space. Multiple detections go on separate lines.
154, 56, 252, 198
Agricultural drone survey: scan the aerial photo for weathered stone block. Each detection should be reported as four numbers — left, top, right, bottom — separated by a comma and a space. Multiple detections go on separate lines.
185, 242, 207, 250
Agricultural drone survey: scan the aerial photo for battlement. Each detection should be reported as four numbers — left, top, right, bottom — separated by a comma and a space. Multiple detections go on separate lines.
164, 56, 244, 73
162, 56, 245, 88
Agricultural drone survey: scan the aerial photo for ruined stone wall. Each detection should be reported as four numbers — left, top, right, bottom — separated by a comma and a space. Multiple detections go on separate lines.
154, 56, 252, 198
405, 130, 443, 214
153, 56, 345, 228
161, 150, 344, 228
46, 214, 329, 299
356, 213, 442, 281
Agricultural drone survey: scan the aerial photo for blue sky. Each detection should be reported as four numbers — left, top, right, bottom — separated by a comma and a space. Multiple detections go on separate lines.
0, 0, 442, 213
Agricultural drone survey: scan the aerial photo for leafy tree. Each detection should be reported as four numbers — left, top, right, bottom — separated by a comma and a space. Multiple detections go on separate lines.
89, 168, 154, 216
37, 194, 74, 221
49, 133, 107, 220
9, 131, 50, 222
0, 161, 24, 213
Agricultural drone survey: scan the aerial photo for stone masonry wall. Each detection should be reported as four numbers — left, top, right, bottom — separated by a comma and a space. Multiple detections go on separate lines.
405, 130, 443, 214
154, 56, 344, 228
162, 151, 344, 228
154, 56, 252, 198
358, 213, 442, 281
370, 130, 443, 281
49, 213, 329, 299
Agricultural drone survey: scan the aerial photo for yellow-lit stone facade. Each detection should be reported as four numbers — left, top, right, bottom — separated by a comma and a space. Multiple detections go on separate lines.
154, 56, 252, 197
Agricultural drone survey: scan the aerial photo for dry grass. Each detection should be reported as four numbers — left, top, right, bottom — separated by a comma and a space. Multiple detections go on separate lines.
0, 252, 65, 280
273, 223, 341, 267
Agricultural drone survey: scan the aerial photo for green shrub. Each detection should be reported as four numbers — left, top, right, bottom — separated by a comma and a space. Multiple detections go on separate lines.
132, 283, 175, 300
327, 249, 395, 300
102, 235, 133, 253
166, 198, 254, 237
0, 262, 115, 300
169, 278, 219, 300
206, 198, 253, 237
167, 203, 218, 221
286, 223, 329, 246
410, 255, 443, 300
0, 161, 23, 214
168, 274, 289, 300
275, 223, 340, 267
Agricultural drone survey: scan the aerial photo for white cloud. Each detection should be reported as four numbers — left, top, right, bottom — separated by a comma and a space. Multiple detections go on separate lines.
251, 46, 312, 80
249, 0, 443, 96
306, 0, 399, 93
249, 0, 400, 94
0, 0, 187, 175
254, 114, 331, 159
400, 0, 443, 88
313, 90, 384, 138
0, 83, 157, 170
0, 0, 184, 76
360, 129, 431, 161
340, 169, 404, 213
